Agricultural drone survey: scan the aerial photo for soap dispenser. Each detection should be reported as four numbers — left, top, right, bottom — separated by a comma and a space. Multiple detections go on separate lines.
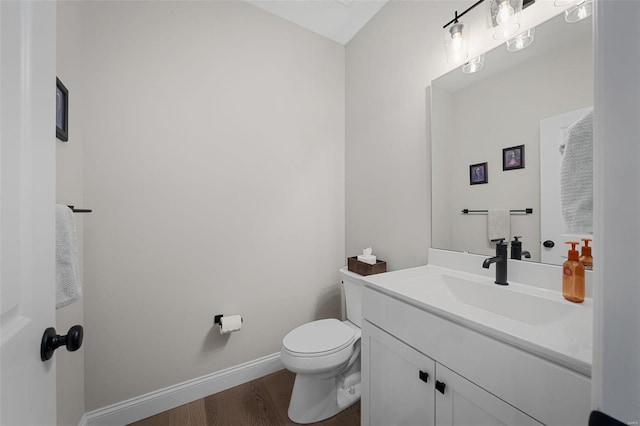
510, 236, 522, 260
580, 238, 593, 271
510, 236, 531, 260
563, 242, 585, 303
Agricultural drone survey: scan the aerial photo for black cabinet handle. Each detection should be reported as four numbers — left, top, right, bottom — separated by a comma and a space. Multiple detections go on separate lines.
543, 240, 555, 248
41, 325, 83, 361
419, 370, 429, 383
435, 380, 446, 394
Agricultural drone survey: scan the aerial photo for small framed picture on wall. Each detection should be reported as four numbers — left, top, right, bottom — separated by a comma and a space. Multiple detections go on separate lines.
56, 78, 69, 142
503, 144, 524, 170
470, 162, 488, 185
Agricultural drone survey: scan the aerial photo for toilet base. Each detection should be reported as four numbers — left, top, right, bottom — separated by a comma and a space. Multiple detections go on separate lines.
287, 371, 361, 424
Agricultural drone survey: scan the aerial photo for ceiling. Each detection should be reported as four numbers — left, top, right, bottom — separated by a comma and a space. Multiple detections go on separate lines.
244, 0, 389, 45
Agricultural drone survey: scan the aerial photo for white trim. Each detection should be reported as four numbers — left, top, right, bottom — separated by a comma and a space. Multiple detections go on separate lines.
78, 414, 88, 426
85, 353, 283, 426
592, 0, 640, 423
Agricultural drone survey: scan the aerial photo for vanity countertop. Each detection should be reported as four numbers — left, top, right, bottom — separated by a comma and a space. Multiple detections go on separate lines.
361, 264, 592, 377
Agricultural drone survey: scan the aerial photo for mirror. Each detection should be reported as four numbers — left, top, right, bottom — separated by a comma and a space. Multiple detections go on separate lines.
431, 12, 593, 264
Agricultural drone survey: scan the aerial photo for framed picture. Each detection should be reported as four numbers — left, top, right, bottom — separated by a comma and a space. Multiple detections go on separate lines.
56, 78, 68, 142
503, 144, 524, 170
470, 162, 488, 185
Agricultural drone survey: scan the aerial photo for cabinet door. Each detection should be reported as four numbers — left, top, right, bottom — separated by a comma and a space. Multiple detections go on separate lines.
362, 320, 435, 426
434, 364, 543, 426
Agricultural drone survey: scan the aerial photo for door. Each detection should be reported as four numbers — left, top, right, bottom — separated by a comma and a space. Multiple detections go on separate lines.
434, 364, 542, 426
540, 106, 593, 265
1, 0, 57, 424
362, 320, 435, 426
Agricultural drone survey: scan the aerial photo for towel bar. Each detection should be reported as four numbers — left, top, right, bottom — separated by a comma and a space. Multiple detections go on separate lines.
461, 208, 533, 215
67, 205, 92, 213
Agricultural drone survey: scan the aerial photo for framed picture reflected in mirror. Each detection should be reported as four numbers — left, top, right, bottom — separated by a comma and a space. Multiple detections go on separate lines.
470, 162, 488, 185
503, 145, 524, 170
56, 78, 68, 142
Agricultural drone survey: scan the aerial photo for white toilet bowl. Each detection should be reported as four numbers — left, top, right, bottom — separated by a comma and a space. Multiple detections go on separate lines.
280, 318, 361, 424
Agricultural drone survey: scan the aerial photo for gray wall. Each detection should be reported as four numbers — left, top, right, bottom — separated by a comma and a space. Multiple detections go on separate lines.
345, 0, 441, 271
69, 0, 345, 410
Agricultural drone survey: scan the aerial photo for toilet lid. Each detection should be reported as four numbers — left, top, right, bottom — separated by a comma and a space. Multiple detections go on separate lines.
283, 319, 355, 355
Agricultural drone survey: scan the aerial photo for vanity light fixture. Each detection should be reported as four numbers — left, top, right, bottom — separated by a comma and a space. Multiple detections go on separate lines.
506, 28, 535, 52
442, 0, 493, 65
444, 18, 470, 64
462, 54, 485, 73
442, 0, 535, 64
552, 0, 593, 23
489, 0, 523, 40
564, 0, 592, 23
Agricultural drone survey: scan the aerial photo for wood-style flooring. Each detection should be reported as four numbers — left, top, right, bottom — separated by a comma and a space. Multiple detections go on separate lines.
128, 369, 360, 426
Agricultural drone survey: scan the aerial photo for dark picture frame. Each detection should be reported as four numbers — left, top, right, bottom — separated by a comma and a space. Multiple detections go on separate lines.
470, 162, 488, 185
503, 144, 524, 170
56, 78, 69, 142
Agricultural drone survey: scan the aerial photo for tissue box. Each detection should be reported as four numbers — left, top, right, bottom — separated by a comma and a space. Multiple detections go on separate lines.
347, 256, 387, 276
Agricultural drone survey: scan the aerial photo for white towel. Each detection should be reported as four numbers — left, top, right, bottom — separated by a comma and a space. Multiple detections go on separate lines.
560, 108, 593, 234
487, 209, 510, 242
56, 205, 82, 309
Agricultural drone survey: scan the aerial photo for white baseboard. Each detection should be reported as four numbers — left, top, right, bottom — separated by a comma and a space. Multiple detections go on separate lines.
85, 353, 283, 426
78, 414, 88, 426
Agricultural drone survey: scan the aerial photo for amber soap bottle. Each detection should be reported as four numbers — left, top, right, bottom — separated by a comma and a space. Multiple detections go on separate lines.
580, 238, 593, 271
563, 242, 585, 303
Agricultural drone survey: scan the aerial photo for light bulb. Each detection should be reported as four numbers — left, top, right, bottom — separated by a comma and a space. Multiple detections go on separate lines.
462, 55, 485, 74
506, 28, 534, 52
490, 0, 522, 40
444, 22, 468, 64
496, 0, 515, 25
564, 0, 592, 23
450, 31, 463, 51
576, 4, 588, 20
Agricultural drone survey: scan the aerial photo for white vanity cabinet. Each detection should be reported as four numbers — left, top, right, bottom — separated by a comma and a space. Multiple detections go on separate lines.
363, 319, 435, 426
434, 361, 541, 426
363, 320, 542, 426
361, 285, 591, 426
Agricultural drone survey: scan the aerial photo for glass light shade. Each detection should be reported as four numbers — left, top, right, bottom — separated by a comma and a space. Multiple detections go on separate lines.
444, 22, 469, 64
462, 55, 485, 74
565, 0, 592, 23
488, 0, 523, 40
506, 28, 535, 52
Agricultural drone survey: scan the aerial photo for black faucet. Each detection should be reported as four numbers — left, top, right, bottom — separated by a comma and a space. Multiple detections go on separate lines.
483, 239, 508, 285
510, 236, 531, 260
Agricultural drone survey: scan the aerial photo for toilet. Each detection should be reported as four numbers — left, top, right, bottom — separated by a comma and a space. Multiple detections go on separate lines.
280, 268, 364, 424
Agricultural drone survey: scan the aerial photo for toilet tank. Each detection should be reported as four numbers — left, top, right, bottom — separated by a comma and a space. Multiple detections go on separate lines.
339, 268, 365, 327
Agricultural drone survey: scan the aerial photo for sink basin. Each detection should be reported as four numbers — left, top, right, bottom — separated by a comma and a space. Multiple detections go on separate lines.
441, 274, 571, 325
360, 259, 593, 376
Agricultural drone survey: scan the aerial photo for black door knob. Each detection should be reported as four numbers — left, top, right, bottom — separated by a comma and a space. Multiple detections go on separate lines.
435, 380, 446, 394
543, 240, 555, 248
41, 325, 83, 361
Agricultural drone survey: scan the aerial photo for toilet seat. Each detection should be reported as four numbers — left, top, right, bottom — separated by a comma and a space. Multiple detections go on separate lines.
283, 319, 355, 357
281, 319, 358, 374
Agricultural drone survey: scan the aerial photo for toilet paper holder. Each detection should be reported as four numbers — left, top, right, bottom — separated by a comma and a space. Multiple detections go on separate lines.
213, 314, 243, 326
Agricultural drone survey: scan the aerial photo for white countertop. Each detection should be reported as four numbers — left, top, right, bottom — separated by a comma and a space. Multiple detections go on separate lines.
361, 261, 593, 377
